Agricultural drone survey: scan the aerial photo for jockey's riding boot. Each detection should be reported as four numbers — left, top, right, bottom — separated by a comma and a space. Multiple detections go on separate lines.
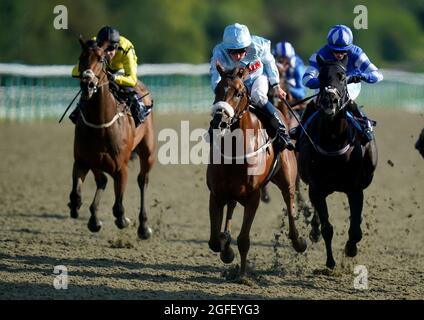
348, 101, 374, 145
69, 101, 82, 124
262, 101, 295, 152
129, 92, 149, 127
289, 100, 317, 140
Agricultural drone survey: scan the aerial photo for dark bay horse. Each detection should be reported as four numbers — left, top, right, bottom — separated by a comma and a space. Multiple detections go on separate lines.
68, 38, 155, 239
297, 56, 378, 269
415, 128, 424, 158
207, 62, 306, 279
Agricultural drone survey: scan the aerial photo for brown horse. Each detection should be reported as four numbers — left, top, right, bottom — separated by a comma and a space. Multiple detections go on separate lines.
207, 62, 306, 279
68, 38, 155, 239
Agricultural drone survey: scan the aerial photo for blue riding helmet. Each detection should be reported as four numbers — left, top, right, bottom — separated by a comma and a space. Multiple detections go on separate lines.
327, 25, 353, 51
273, 41, 295, 59
222, 23, 252, 50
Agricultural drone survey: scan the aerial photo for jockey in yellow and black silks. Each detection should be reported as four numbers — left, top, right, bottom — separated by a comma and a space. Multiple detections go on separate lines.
70, 26, 149, 127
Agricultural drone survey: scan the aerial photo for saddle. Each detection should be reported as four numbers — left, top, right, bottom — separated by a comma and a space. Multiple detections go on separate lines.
109, 80, 153, 111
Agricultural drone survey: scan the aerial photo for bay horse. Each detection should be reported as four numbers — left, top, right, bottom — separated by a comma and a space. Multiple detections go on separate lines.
68, 38, 155, 239
207, 62, 306, 279
297, 55, 378, 269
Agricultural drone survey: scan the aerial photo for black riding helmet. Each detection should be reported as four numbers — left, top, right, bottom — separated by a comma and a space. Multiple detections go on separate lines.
96, 26, 120, 46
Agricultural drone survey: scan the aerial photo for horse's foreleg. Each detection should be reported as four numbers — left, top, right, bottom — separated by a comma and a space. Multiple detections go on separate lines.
237, 192, 260, 278
260, 185, 271, 203
112, 166, 130, 229
309, 210, 321, 243
345, 190, 364, 257
137, 138, 155, 240
208, 192, 225, 253
219, 200, 236, 264
310, 188, 335, 269
87, 170, 107, 232
68, 162, 88, 219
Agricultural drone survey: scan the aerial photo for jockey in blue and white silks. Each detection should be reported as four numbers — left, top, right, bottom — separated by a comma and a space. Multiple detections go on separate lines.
209, 23, 294, 152
273, 41, 306, 100
294, 24, 383, 145
302, 29, 383, 89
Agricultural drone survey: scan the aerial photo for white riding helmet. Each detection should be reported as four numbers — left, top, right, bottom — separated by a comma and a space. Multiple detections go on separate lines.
222, 23, 252, 50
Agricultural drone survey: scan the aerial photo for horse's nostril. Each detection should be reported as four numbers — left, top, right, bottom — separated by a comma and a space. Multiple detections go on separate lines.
88, 82, 95, 89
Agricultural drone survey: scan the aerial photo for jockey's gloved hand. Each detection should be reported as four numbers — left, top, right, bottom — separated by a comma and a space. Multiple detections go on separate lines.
107, 72, 116, 82
348, 74, 367, 84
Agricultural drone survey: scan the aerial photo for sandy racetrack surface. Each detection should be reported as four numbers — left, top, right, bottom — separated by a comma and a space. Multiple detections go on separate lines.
0, 109, 423, 299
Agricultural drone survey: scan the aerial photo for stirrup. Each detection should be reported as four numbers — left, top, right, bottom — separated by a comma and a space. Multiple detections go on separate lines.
289, 126, 300, 140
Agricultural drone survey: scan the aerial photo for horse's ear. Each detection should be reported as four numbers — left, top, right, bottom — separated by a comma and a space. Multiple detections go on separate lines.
216, 60, 225, 77
316, 55, 324, 68
79, 35, 87, 49
240, 64, 250, 80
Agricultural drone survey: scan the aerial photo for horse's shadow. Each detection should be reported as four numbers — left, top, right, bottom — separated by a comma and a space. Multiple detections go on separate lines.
0, 252, 305, 299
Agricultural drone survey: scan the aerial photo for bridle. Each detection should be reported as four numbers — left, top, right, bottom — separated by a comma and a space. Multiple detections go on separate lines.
78, 48, 126, 129
80, 52, 110, 100
213, 74, 249, 132
317, 63, 350, 115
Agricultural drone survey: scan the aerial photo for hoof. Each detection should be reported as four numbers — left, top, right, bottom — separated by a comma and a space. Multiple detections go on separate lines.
220, 247, 235, 264
345, 241, 358, 257
326, 258, 336, 270
309, 229, 321, 243
70, 209, 79, 219
292, 237, 307, 253
87, 219, 102, 233
138, 226, 153, 240
115, 217, 130, 229
260, 192, 270, 203
68, 202, 80, 219
208, 240, 221, 253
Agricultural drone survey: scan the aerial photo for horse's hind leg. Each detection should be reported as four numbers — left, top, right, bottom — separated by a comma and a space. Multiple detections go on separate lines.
281, 177, 307, 254
68, 162, 88, 219
136, 134, 155, 240
310, 188, 335, 269
112, 166, 131, 230
87, 170, 107, 232
273, 159, 307, 253
219, 200, 236, 264
345, 190, 364, 257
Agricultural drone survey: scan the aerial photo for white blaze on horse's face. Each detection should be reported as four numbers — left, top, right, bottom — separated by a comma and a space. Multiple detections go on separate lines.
322, 86, 340, 116
81, 69, 99, 99
211, 101, 235, 136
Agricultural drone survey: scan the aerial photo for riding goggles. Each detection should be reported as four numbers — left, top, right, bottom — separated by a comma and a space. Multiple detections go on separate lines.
227, 48, 247, 55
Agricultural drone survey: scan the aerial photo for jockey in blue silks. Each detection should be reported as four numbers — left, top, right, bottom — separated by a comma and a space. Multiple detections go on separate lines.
210, 23, 294, 152
272, 41, 306, 101
292, 24, 383, 145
